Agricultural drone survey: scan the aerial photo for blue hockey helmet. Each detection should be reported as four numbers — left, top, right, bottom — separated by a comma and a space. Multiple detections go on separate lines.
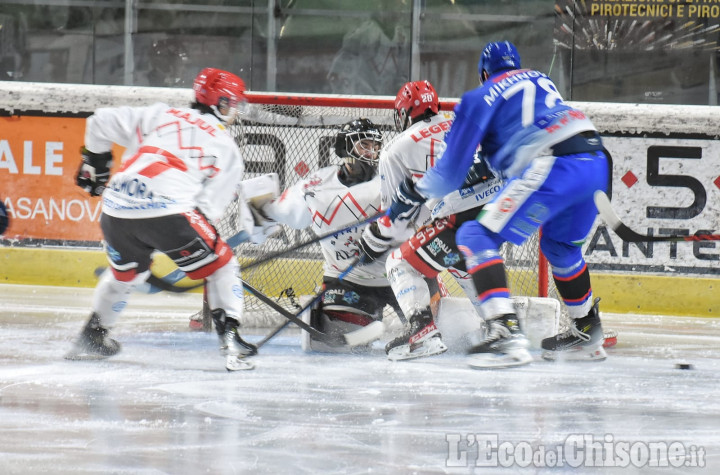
478, 41, 521, 82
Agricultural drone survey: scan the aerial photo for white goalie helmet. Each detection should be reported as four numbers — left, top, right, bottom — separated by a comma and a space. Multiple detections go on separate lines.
334, 118, 383, 168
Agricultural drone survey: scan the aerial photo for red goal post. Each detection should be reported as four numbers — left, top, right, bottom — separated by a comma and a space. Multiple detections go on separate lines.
217, 92, 555, 327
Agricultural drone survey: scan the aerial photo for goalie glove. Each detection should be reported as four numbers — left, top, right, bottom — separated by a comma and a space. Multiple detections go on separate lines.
357, 221, 393, 265
387, 177, 427, 224
76, 147, 113, 197
247, 201, 281, 245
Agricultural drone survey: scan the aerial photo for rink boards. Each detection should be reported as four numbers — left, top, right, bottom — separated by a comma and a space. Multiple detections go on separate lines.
2, 82, 720, 317
2, 246, 719, 317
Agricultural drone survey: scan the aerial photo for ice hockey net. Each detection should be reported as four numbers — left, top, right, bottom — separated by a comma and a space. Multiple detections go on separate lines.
204, 92, 561, 328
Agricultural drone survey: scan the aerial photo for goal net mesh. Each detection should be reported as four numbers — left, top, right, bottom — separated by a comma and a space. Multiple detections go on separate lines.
207, 94, 564, 328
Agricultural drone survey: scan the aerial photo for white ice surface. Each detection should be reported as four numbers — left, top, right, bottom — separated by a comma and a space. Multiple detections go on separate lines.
0, 284, 718, 474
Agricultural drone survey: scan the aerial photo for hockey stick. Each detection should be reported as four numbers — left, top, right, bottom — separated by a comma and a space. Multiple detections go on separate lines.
240, 210, 384, 272
247, 257, 384, 348
255, 320, 293, 349
142, 210, 385, 293
594, 191, 720, 243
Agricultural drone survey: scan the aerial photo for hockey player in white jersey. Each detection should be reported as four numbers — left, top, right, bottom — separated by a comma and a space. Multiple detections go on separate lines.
357, 80, 503, 361
69, 67, 257, 371
263, 118, 407, 352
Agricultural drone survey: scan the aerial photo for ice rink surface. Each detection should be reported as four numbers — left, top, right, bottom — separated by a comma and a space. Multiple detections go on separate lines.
0, 283, 718, 475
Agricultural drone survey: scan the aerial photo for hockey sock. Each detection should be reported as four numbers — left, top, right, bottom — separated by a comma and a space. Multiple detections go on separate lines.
552, 261, 593, 317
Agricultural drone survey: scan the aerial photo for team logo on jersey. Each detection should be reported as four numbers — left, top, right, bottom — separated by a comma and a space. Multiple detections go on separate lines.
443, 252, 461, 266
112, 301, 127, 312
427, 237, 452, 257
343, 291, 360, 304
396, 285, 416, 297
499, 197, 515, 213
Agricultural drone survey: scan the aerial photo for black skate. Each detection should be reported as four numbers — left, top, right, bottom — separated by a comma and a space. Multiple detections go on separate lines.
541, 298, 606, 362
385, 309, 447, 361
211, 309, 257, 371
466, 313, 532, 369
65, 313, 121, 360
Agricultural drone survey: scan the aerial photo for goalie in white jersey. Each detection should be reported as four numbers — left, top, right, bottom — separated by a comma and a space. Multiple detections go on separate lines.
357, 80, 503, 361
263, 118, 409, 352
68, 67, 257, 371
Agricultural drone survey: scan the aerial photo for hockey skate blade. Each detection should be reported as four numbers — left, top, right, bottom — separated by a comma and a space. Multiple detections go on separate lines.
387, 336, 448, 361
542, 344, 607, 362
343, 320, 385, 347
467, 349, 533, 369
225, 355, 255, 371
64, 347, 114, 361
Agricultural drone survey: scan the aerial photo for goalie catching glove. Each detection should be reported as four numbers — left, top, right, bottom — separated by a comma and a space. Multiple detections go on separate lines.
387, 177, 427, 224
76, 147, 113, 197
237, 173, 281, 245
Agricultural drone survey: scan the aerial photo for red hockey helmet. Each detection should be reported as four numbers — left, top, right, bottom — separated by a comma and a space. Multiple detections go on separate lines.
193, 67, 246, 122
394, 80, 439, 132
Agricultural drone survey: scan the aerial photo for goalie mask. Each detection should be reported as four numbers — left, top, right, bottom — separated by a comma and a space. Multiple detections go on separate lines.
394, 80, 439, 132
334, 118, 383, 181
193, 67, 246, 124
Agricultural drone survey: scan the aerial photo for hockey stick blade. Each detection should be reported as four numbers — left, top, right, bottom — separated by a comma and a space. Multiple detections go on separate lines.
243, 280, 380, 347
343, 320, 385, 347
594, 191, 720, 243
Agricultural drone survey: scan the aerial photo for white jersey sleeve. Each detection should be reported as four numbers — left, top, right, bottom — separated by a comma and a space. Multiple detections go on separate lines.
85, 105, 149, 153
262, 181, 313, 230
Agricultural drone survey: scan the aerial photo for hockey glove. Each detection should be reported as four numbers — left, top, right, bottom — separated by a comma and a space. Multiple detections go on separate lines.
76, 147, 113, 197
387, 177, 427, 224
357, 221, 393, 264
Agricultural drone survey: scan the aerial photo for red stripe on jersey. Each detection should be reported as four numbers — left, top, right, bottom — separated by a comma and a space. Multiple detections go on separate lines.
311, 192, 373, 226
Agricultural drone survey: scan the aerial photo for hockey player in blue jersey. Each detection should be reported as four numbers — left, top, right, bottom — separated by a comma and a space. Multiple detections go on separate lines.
384, 41, 610, 368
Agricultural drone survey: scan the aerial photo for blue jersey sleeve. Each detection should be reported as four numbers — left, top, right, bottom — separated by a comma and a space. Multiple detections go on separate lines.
416, 92, 489, 199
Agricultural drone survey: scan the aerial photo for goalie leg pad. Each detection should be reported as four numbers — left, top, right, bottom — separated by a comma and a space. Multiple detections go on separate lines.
511, 296, 560, 350
300, 297, 383, 353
